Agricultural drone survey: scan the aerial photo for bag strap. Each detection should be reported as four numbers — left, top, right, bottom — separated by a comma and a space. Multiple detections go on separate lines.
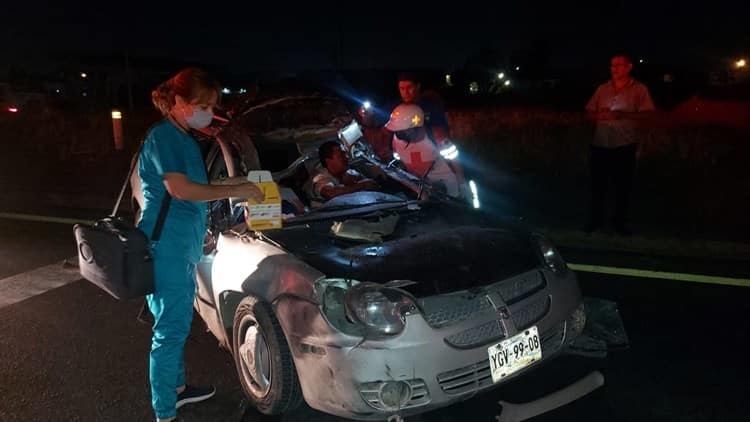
111, 137, 171, 241
151, 193, 171, 241
111, 140, 146, 217
112, 121, 164, 216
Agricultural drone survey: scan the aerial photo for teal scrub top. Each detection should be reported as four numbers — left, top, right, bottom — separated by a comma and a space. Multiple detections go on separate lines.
137, 119, 208, 263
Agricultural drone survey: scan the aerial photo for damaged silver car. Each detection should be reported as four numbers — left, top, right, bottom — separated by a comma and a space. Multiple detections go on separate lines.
187, 89, 614, 420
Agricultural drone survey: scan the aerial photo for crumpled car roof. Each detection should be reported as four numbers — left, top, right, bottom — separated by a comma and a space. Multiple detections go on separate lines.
224, 82, 354, 145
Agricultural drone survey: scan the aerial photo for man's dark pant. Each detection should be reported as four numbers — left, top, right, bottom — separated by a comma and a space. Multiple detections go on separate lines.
589, 143, 637, 230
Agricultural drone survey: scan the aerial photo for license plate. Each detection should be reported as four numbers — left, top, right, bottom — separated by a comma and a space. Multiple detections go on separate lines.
487, 326, 542, 383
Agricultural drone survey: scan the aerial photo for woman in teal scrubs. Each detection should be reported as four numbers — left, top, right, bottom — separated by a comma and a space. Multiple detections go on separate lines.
139, 68, 263, 422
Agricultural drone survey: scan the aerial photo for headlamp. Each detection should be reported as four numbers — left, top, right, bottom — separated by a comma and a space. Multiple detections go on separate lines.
344, 283, 417, 336
439, 144, 459, 160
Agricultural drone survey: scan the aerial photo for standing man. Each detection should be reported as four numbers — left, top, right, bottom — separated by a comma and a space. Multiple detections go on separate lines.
396, 72, 450, 144
395, 72, 467, 197
385, 103, 461, 198
585, 53, 655, 236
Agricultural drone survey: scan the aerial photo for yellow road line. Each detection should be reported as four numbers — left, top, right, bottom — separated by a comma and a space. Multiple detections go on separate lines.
0, 212, 95, 226
568, 263, 750, 288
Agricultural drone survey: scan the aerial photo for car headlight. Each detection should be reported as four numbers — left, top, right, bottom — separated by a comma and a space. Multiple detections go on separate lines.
344, 283, 417, 336
534, 235, 568, 275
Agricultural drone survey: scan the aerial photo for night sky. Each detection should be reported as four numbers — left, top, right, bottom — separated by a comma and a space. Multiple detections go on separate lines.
2, 1, 749, 72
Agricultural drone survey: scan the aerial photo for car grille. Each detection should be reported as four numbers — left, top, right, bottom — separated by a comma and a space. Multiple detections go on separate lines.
493, 270, 547, 304
511, 295, 551, 330
443, 294, 552, 349
437, 322, 567, 395
360, 379, 430, 411
419, 270, 547, 329
444, 320, 506, 349
420, 294, 493, 328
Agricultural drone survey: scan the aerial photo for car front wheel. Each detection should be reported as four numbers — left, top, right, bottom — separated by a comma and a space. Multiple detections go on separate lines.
232, 295, 303, 415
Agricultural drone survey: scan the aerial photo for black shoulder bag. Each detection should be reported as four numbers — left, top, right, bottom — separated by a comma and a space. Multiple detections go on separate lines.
73, 141, 171, 300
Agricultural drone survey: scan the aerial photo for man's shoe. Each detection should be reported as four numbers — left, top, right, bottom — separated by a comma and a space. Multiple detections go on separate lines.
176, 385, 216, 409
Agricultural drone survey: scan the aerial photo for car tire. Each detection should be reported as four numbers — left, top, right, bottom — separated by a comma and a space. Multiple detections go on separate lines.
232, 295, 303, 415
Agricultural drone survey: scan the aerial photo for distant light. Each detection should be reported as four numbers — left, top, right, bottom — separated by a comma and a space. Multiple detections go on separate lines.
504, 80, 511, 86
8, 107, 19, 113
55, 89, 60, 93
80, 72, 87, 78
515, 66, 520, 71
445, 74, 453, 86
639, 59, 644, 64
469, 81, 479, 94
222, 88, 231, 94
363, 101, 371, 109
737, 59, 747, 68
497, 72, 505, 79
238, 88, 247, 94
82, 92, 87, 97
111, 110, 122, 120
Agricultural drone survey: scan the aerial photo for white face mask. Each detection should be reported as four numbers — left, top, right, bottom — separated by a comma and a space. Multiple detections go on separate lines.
184, 106, 214, 129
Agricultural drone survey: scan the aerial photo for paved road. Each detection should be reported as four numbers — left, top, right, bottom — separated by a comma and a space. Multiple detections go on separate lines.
1, 217, 748, 422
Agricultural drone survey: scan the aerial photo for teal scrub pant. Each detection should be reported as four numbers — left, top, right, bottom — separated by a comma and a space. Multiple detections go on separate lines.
146, 252, 195, 419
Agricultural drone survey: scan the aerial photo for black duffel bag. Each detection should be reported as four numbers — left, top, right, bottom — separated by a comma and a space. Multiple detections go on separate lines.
73, 141, 170, 300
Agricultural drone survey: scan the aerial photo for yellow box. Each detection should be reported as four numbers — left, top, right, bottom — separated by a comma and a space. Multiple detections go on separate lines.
245, 170, 282, 231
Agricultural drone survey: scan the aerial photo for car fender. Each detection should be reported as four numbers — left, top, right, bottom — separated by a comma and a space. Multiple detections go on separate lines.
211, 232, 326, 334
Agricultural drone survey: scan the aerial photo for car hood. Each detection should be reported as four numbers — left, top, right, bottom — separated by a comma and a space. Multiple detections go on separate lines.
265, 204, 540, 297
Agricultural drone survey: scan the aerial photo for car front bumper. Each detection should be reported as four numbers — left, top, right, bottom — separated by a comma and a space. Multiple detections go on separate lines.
276, 270, 585, 420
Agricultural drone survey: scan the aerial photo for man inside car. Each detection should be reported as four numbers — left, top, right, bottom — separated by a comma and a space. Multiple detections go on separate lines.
311, 141, 380, 201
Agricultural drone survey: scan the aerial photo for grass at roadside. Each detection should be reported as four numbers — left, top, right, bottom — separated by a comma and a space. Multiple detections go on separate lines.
447, 106, 749, 244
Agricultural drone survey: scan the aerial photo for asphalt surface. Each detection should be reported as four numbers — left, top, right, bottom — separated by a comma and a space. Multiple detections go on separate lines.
1, 216, 749, 422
